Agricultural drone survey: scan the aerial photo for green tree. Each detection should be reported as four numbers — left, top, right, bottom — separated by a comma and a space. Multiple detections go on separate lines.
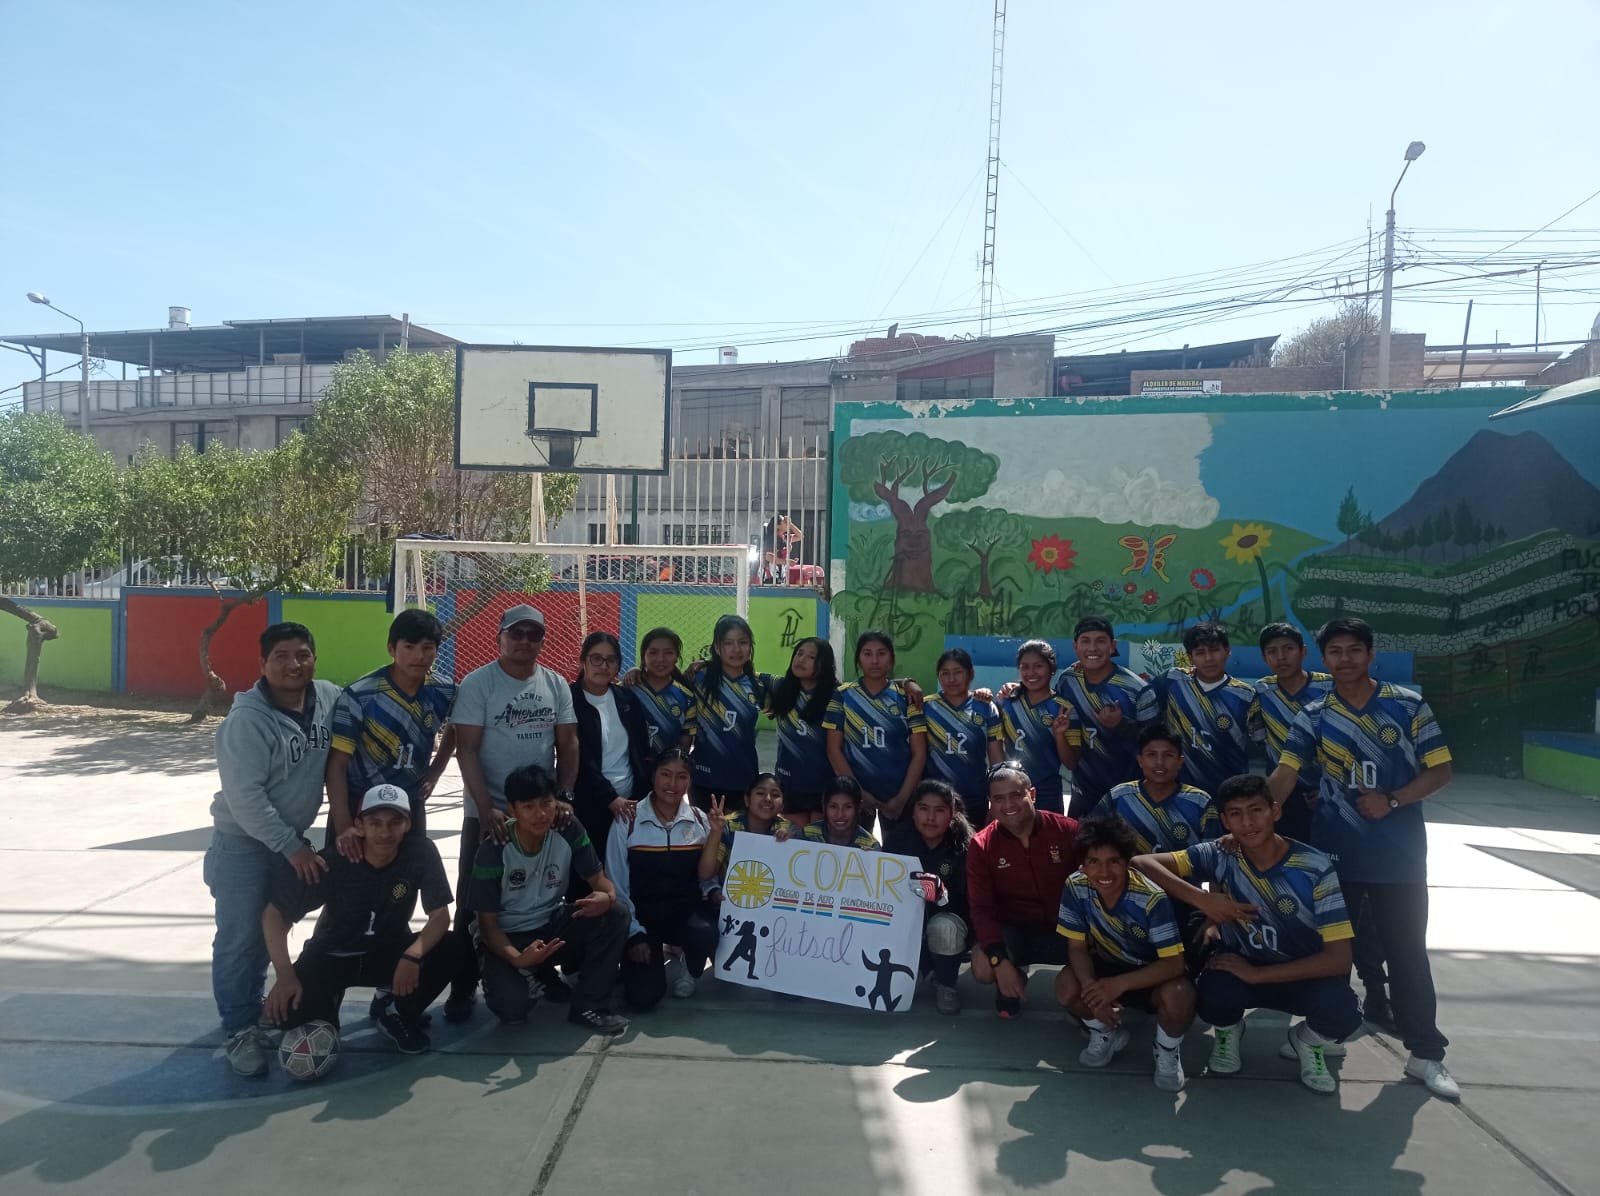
1431, 509, 1453, 560
1272, 300, 1377, 368
1417, 517, 1436, 561
0, 413, 122, 711
837, 431, 999, 592
1335, 486, 1365, 544
305, 349, 579, 542
1451, 500, 1477, 560
932, 506, 1027, 600
124, 437, 360, 719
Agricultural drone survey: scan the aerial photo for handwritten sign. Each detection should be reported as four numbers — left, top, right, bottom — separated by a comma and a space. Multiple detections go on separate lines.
713, 833, 925, 1011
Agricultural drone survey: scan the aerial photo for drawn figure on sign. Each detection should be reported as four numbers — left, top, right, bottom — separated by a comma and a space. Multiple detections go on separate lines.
855, 949, 915, 1011
722, 914, 738, 937
722, 919, 768, 980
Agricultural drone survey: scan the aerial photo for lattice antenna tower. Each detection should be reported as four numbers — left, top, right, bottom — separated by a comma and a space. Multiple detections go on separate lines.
979, 0, 1007, 338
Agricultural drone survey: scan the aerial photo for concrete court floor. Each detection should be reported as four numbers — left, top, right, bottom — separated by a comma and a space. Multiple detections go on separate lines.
1, 709, 1598, 1196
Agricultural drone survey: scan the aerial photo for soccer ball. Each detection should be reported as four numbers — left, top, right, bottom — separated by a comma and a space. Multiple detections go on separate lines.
279, 1020, 341, 1081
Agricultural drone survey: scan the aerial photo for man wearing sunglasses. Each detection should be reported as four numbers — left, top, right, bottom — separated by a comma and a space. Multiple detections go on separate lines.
446, 604, 580, 1020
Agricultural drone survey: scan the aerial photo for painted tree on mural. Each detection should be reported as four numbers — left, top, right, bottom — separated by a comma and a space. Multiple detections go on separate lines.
837, 430, 999, 591
932, 506, 1027, 600
0, 412, 121, 712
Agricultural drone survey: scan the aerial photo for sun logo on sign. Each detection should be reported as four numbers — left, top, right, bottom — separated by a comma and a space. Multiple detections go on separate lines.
724, 860, 776, 909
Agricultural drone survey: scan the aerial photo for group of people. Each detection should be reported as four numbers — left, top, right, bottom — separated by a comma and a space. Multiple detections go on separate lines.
204, 602, 1460, 1103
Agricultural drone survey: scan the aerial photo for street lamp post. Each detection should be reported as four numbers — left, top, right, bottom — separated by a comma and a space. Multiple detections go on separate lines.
1377, 141, 1426, 391
25, 291, 90, 436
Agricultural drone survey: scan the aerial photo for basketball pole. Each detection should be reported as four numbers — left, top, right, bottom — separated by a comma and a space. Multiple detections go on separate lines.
528, 474, 545, 544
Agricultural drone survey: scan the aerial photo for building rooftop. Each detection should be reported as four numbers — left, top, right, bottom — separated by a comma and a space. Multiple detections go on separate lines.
0, 314, 457, 373
1055, 335, 1280, 395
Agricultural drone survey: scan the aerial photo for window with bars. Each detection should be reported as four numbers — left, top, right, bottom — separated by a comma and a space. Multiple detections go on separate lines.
895, 375, 994, 403
173, 421, 233, 454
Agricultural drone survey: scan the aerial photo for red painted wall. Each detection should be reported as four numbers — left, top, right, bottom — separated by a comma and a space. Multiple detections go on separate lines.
126, 593, 269, 697
452, 590, 621, 682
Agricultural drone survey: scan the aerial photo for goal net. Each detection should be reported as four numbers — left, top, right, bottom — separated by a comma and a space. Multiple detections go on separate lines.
391, 540, 751, 684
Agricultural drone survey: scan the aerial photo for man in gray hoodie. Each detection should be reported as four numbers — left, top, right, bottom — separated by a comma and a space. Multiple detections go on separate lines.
204, 621, 338, 1076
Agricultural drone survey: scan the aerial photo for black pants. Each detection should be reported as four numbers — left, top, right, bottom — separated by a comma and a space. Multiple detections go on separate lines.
1340, 879, 1448, 1061
449, 813, 485, 1002
622, 903, 720, 1011
1000, 924, 1073, 968
479, 903, 629, 1021
283, 935, 465, 1030
1196, 971, 1362, 1041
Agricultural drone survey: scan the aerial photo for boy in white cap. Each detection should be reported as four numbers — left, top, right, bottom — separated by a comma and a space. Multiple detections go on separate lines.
262, 783, 465, 1055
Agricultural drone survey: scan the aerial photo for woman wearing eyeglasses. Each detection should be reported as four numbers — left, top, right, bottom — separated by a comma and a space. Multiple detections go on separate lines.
569, 631, 654, 857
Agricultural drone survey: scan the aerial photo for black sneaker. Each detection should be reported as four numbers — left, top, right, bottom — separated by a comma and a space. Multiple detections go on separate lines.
534, 966, 572, 1003
369, 993, 431, 1026
443, 992, 476, 1024
567, 1006, 630, 1036
375, 1006, 432, 1054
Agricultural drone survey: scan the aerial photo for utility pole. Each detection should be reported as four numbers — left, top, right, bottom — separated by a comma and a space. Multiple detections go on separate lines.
979, 0, 1006, 339
25, 291, 89, 436
1377, 141, 1426, 390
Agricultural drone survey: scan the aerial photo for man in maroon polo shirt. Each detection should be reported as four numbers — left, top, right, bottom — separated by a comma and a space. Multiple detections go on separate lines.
967, 762, 1083, 1017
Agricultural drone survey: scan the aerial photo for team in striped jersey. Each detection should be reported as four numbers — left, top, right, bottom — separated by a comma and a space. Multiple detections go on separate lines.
220, 591, 1461, 1101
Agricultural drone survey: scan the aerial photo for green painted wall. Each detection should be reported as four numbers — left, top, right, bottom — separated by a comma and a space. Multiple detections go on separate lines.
1523, 743, 1600, 798
634, 593, 821, 676
0, 604, 114, 691
280, 597, 396, 687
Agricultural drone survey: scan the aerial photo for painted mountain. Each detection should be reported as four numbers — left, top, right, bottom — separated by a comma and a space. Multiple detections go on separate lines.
1329, 429, 1600, 558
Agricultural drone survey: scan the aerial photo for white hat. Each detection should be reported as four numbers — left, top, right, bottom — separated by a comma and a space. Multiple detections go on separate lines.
360, 783, 412, 817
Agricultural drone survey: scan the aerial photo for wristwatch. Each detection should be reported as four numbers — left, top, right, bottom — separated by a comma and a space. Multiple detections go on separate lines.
1384, 791, 1399, 810
557, 788, 575, 804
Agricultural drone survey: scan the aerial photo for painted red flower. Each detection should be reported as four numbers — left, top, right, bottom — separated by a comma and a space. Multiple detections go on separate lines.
1028, 535, 1077, 574
1190, 568, 1216, 591
1142, 589, 1160, 606
1123, 581, 1138, 594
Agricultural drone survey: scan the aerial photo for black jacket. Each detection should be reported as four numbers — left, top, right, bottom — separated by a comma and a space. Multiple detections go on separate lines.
885, 824, 971, 927
569, 681, 654, 850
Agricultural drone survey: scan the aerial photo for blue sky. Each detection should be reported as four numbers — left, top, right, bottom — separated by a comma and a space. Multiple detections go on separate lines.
4, 0, 1598, 399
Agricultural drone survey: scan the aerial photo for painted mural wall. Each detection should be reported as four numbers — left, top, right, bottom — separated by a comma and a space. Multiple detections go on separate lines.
829, 388, 1600, 772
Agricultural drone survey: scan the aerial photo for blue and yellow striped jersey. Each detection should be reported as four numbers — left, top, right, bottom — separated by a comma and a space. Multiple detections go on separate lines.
1157, 669, 1256, 798
1057, 869, 1183, 965
800, 820, 879, 851
773, 690, 833, 796
330, 666, 455, 813
689, 669, 773, 793
1281, 683, 1452, 883
636, 678, 698, 756
1095, 780, 1220, 855
823, 680, 926, 802
1172, 839, 1353, 964
1053, 664, 1159, 803
1248, 671, 1333, 764
922, 693, 1003, 810
997, 690, 1074, 812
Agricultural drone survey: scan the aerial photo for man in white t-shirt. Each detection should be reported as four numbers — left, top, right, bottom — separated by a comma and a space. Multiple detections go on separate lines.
446, 604, 579, 1019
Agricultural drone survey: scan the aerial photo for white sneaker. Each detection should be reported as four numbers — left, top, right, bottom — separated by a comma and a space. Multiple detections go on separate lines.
663, 954, 695, 999
1290, 1021, 1337, 1094
1207, 1022, 1243, 1075
1404, 1055, 1461, 1102
1279, 1031, 1347, 1061
1078, 1025, 1130, 1068
1153, 1044, 1186, 1092
223, 1027, 268, 1077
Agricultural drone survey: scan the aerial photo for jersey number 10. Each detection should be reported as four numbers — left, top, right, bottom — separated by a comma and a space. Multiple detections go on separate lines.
860, 726, 887, 749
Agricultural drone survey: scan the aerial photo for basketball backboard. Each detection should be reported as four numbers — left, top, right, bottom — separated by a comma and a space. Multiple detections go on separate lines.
455, 344, 671, 474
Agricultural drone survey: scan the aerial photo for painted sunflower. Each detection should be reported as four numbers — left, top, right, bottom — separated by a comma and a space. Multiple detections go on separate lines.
1219, 522, 1273, 564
